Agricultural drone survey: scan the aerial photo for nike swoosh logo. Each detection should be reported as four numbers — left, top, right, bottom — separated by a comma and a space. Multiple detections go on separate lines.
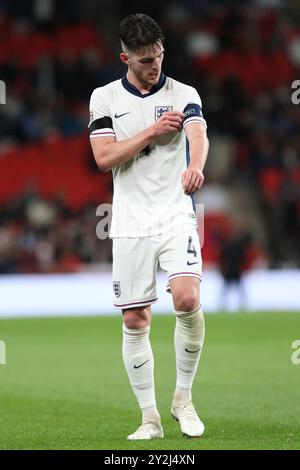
185, 348, 201, 353
187, 261, 199, 266
114, 112, 130, 119
134, 359, 150, 369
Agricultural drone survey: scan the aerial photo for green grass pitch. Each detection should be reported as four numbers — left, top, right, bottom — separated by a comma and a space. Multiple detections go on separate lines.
0, 312, 299, 450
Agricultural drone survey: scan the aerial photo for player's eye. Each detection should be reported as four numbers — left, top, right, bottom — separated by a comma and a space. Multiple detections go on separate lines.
139, 52, 164, 64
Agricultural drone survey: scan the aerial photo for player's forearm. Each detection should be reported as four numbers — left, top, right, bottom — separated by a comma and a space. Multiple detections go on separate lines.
188, 132, 209, 172
95, 127, 156, 172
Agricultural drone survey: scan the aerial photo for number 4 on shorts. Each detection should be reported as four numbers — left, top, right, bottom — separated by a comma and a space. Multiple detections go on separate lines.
187, 236, 197, 257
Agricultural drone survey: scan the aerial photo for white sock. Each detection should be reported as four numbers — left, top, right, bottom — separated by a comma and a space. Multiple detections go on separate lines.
174, 307, 205, 404
142, 406, 161, 425
122, 324, 160, 422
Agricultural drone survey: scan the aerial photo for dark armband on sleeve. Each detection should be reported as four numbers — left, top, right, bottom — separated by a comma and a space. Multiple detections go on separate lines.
89, 116, 113, 134
183, 103, 207, 128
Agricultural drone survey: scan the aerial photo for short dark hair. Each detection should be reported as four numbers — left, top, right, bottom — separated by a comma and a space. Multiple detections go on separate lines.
120, 13, 164, 52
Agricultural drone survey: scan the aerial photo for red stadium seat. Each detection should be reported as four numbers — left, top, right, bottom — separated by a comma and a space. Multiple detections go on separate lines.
259, 168, 284, 203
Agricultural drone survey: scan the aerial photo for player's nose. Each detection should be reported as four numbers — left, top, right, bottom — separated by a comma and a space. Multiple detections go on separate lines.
153, 56, 161, 65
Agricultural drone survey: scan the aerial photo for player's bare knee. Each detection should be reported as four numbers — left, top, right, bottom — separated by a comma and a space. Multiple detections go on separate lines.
174, 292, 199, 313
123, 307, 150, 329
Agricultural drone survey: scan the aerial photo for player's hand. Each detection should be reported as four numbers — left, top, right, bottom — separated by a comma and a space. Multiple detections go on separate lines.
152, 111, 184, 136
181, 167, 204, 195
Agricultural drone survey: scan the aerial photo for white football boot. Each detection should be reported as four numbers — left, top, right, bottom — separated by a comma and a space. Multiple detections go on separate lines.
171, 400, 205, 437
127, 421, 164, 440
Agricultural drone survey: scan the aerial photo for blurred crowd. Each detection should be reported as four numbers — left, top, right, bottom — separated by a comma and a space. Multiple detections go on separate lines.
0, 185, 112, 274
0, 0, 299, 273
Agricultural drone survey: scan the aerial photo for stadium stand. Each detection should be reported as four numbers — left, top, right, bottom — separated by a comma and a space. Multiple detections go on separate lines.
0, 0, 299, 273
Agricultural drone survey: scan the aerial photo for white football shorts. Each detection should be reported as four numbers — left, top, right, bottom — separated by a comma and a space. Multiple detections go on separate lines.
112, 229, 202, 309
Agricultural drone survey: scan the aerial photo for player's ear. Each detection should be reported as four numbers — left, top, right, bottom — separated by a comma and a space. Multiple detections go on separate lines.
120, 52, 129, 65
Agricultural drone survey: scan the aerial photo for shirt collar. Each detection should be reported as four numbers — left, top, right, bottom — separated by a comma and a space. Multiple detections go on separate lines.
121, 73, 166, 98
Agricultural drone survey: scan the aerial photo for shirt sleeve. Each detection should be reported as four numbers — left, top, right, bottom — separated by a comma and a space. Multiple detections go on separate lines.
182, 87, 207, 130
88, 87, 116, 139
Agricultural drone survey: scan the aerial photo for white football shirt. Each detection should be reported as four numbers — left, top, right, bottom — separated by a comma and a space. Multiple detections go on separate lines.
89, 73, 207, 238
